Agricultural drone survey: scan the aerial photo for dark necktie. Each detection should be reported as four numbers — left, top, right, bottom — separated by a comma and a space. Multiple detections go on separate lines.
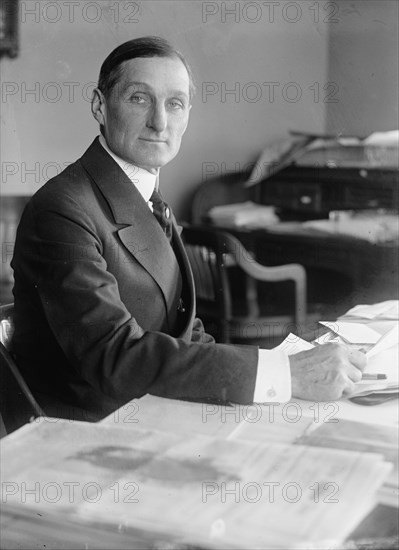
150, 188, 173, 242
150, 188, 186, 315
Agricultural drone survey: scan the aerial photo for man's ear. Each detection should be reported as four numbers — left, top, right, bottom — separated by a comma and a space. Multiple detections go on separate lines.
91, 88, 106, 127
181, 103, 192, 136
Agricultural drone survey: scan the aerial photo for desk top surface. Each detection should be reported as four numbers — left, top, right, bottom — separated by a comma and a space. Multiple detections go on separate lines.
206, 220, 399, 248
1, 314, 398, 549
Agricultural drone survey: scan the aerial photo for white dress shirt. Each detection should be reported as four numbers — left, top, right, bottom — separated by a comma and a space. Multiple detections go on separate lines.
99, 135, 292, 403
99, 135, 157, 206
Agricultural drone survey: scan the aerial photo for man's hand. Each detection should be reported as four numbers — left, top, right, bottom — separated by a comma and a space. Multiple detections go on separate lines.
289, 343, 367, 401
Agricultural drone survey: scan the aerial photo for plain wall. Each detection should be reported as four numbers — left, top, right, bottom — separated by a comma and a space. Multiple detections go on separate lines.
326, 0, 398, 137
1, 1, 398, 219
1, 0, 330, 218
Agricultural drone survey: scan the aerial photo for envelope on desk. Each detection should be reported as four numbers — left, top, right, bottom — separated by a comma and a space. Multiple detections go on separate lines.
319, 321, 382, 345
340, 300, 399, 321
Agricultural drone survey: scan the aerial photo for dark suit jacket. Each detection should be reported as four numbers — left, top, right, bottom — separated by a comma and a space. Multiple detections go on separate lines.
11, 138, 258, 420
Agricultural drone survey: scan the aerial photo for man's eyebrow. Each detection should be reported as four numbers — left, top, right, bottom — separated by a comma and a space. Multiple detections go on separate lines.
124, 81, 152, 91
170, 90, 189, 100
123, 81, 189, 100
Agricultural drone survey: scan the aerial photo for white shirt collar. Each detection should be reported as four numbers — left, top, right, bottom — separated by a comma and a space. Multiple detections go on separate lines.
99, 135, 158, 203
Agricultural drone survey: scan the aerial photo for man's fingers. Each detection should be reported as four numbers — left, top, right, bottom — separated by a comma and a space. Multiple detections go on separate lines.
290, 343, 368, 401
347, 364, 363, 383
342, 378, 356, 396
347, 348, 367, 371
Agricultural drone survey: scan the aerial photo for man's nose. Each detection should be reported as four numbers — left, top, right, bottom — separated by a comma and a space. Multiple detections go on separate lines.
146, 103, 167, 133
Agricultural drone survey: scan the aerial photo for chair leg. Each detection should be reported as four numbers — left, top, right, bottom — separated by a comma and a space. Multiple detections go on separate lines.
245, 275, 260, 318
294, 271, 307, 331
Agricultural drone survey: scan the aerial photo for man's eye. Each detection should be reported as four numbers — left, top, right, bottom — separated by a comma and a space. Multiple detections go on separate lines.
130, 95, 147, 104
169, 100, 184, 110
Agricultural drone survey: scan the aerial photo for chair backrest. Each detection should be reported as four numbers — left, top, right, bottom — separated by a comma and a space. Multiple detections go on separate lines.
182, 226, 234, 321
182, 225, 307, 343
0, 303, 44, 435
0, 303, 15, 349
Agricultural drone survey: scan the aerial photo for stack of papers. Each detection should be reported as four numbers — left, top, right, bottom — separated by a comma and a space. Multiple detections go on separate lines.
339, 300, 399, 321
297, 419, 399, 508
208, 201, 279, 228
0, 419, 392, 549
272, 327, 399, 507
302, 214, 399, 243
295, 130, 399, 168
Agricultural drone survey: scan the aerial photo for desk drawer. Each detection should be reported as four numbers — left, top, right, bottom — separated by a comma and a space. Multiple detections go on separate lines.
344, 182, 397, 209
260, 167, 398, 216
265, 182, 322, 213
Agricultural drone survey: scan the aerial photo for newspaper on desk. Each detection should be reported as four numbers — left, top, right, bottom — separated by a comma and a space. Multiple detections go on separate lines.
296, 418, 399, 509
0, 419, 393, 549
302, 211, 399, 244
272, 324, 399, 508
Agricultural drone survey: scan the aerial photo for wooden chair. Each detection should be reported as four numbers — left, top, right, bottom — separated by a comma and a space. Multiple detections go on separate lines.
182, 225, 307, 346
0, 303, 44, 436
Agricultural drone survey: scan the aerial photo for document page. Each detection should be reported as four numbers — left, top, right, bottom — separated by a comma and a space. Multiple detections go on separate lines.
340, 301, 399, 321
297, 419, 399, 508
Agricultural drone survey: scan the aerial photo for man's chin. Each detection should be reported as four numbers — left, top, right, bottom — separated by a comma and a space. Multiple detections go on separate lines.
133, 152, 177, 172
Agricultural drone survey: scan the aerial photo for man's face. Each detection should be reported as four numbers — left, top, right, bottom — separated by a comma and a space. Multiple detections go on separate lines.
93, 56, 191, 173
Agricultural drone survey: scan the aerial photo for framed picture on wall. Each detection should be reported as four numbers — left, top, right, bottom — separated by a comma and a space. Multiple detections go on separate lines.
0, 0, 19, 58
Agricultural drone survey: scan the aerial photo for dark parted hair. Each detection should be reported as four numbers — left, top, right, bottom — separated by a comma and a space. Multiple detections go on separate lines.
97, 36, 196, 101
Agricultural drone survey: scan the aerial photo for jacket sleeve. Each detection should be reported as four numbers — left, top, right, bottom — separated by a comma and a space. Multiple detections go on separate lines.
190, 317, 215, 344
14, 191, 259, 406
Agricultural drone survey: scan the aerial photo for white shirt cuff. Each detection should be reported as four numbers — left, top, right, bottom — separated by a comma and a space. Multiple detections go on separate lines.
253, 349, 292, 403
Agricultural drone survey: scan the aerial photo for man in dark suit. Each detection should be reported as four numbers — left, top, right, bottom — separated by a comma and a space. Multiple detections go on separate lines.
11, 37, 365, 421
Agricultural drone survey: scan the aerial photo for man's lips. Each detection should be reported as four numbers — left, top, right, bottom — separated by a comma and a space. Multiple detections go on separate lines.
139, 138, 167, 143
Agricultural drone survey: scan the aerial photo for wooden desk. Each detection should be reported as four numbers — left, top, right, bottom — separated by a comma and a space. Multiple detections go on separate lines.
1, 404, 398, 550
101, 394, 399, 549
98, 314, 399, 547
1, 316, 398, 549
205, 223, 399, 317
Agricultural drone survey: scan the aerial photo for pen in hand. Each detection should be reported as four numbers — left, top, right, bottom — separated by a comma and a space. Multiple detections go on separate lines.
361, 373, 387, 380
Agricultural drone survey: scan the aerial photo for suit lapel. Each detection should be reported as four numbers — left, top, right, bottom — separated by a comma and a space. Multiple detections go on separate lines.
117, 222, 182, 319
172, 224, 196, 339
80, 138, 183, 319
